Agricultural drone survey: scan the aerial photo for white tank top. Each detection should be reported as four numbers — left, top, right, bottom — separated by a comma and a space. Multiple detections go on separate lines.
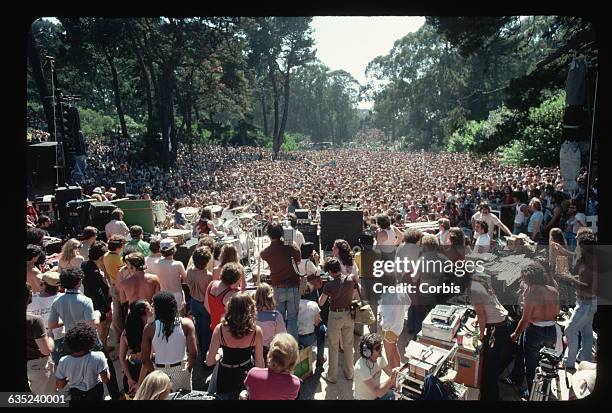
379, 228, 397, 245
515, 204, 526, 224
152, 319, 187, 364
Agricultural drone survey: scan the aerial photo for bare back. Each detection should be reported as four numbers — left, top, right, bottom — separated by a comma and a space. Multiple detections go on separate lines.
120, 273, 161, 304
525, 285, 560, 322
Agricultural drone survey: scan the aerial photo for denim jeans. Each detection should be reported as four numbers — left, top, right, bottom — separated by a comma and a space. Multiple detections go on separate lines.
513, 224, 527, 235
521, 324, 558, 394
298, 323, 327, 363
190, 299, 212, 358
564, 297, 597, 368
274, 287, 300, 341
376, 389, 395, 400
564, 231, 577, 251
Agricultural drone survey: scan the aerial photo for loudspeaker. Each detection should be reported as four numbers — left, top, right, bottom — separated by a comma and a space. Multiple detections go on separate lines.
115, 181, 127, 198
297, 223, 317, 235
320, 209, 363, 251
55, 185, 82, 226
175, 238, 198, 268
303, 232, 320, 253
90, 201, 116, 231
66, 199, 91, 236
27, 142, 58, 198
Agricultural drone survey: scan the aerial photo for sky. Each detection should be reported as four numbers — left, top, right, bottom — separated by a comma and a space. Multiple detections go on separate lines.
311, 16, 425, 109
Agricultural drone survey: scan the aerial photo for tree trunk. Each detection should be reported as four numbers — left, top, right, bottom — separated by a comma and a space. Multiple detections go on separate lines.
268, 63, 280, 157
260, 90, 269, 138
159, 67, 173, 170
278, 70, 291, 153
104, 50, 129, 140
27, 28, 55, 136
129, 35, 154, 135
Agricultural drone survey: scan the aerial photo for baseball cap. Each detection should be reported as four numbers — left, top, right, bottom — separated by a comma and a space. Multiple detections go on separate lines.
42, 271, 61, 287
160, 238, 176, 251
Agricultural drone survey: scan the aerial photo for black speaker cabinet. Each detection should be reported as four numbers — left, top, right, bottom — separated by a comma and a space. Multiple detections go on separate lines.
175, 238, 198, 268
320, 209, 363, 251
54, 185, 82, 226
115, 181, 127, 198
66, 199, 91, 235
90, 201, 116, 231
303, 232, 320, 253
27, 142, 59, 198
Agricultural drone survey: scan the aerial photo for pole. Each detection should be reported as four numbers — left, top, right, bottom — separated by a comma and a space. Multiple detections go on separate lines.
47, 57, 59, 189
585, 70, 598, 213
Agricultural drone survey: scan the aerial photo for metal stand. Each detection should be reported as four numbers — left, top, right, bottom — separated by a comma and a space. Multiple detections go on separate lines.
529, 366, 561, 401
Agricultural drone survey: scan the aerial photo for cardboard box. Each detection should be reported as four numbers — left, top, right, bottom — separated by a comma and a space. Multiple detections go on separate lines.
294, 346, 314, 380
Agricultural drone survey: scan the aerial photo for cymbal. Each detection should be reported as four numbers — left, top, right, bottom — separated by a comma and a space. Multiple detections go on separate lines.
236, 212, 257, 220
206, 205, 223, 213
178, 207, 199, 215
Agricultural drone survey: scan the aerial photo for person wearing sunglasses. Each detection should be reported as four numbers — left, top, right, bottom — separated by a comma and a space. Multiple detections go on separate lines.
353, 333, 400, 400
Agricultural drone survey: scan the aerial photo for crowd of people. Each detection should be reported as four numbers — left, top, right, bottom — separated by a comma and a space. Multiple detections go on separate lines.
24, 142, 599, 401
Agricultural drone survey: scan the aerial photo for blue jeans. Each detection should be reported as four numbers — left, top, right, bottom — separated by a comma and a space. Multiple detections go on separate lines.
513, 224, 527, 235
190, 299, 212, 359
564, 231, 577, 251
376, 389, 395, 400
521, 324, 558, 394
564, 297, 597, 368
274, 287, 300, 341
298, 324, 327, 363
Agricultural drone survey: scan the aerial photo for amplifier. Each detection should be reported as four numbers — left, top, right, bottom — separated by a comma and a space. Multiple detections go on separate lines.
297, 223, 317, 235
163, 229, 192, 246
295, 209, 310, 220
421, 305, 465, 343
54, 186, 82, 225
90, 201, 116, 231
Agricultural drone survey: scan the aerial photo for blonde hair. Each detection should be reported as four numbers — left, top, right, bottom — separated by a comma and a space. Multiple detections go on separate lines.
60, 238, 81, 263
133, 371, 172, 400
255, 282, 276, 312
267, 333, 299, 374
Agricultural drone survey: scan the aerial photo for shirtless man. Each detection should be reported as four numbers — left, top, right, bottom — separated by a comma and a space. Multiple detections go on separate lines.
116, 252, 161, 309
509, 261, 560, 398
27, 244, 44, 293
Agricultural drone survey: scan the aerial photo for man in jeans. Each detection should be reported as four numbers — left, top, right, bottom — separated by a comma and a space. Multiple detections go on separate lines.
260, 222, 301, 341
509, 262, 561, 399
557, 228, 597, 370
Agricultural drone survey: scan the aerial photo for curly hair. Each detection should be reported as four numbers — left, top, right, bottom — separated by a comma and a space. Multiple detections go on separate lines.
221, 262, 243, 286
521, 261, 549, 286
403, 228, 423, 244
192, 246, 212, 270
65, 321, 98, 353
222, 292, 256, 339
125, 252, 146, 271
334, 239, 353, 267
60, 267, 85, 290
88, 240, 108, 261
323, 257, 341, 275
152, 291, 179, 342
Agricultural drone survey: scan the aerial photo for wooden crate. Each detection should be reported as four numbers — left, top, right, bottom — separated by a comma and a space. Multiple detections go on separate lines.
294, 346, 314, 380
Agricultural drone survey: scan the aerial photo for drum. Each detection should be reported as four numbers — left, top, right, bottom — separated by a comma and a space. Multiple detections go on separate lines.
153, 201, 167, 223
217, 236, 243, 259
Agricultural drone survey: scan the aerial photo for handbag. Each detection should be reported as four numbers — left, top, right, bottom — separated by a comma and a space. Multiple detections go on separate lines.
350, 282, 376, 325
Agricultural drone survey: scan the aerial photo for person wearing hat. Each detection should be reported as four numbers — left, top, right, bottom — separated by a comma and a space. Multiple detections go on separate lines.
28, 271, 66, 366
156, 238, 188, 315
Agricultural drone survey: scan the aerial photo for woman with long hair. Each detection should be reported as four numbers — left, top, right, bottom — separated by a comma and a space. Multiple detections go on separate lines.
332, 239, 359, 278
254, 283, 286, 362
119, 300, 152, 396
139, 292, 197, 392
206, 292, 265, 400
212, 244, 246, 290
58, 238, 85, 272
205, 263, 242, 333
133, 371, 172, 400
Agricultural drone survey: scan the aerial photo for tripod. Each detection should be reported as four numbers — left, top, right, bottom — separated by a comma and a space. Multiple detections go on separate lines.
529, 366, 561, 401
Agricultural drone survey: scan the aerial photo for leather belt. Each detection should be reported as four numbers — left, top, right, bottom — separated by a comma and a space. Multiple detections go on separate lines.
274, 284, 298, 289
330, 307, 351, 312
156, 361, 182, 368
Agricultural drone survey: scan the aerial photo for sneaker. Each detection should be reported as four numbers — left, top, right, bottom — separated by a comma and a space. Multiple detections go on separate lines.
321, 372, 337, 384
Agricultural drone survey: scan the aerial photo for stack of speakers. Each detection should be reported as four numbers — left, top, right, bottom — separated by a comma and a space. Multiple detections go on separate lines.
297, 222, 319, 253
54, 186, 82, 231
319, 206, 363, 251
